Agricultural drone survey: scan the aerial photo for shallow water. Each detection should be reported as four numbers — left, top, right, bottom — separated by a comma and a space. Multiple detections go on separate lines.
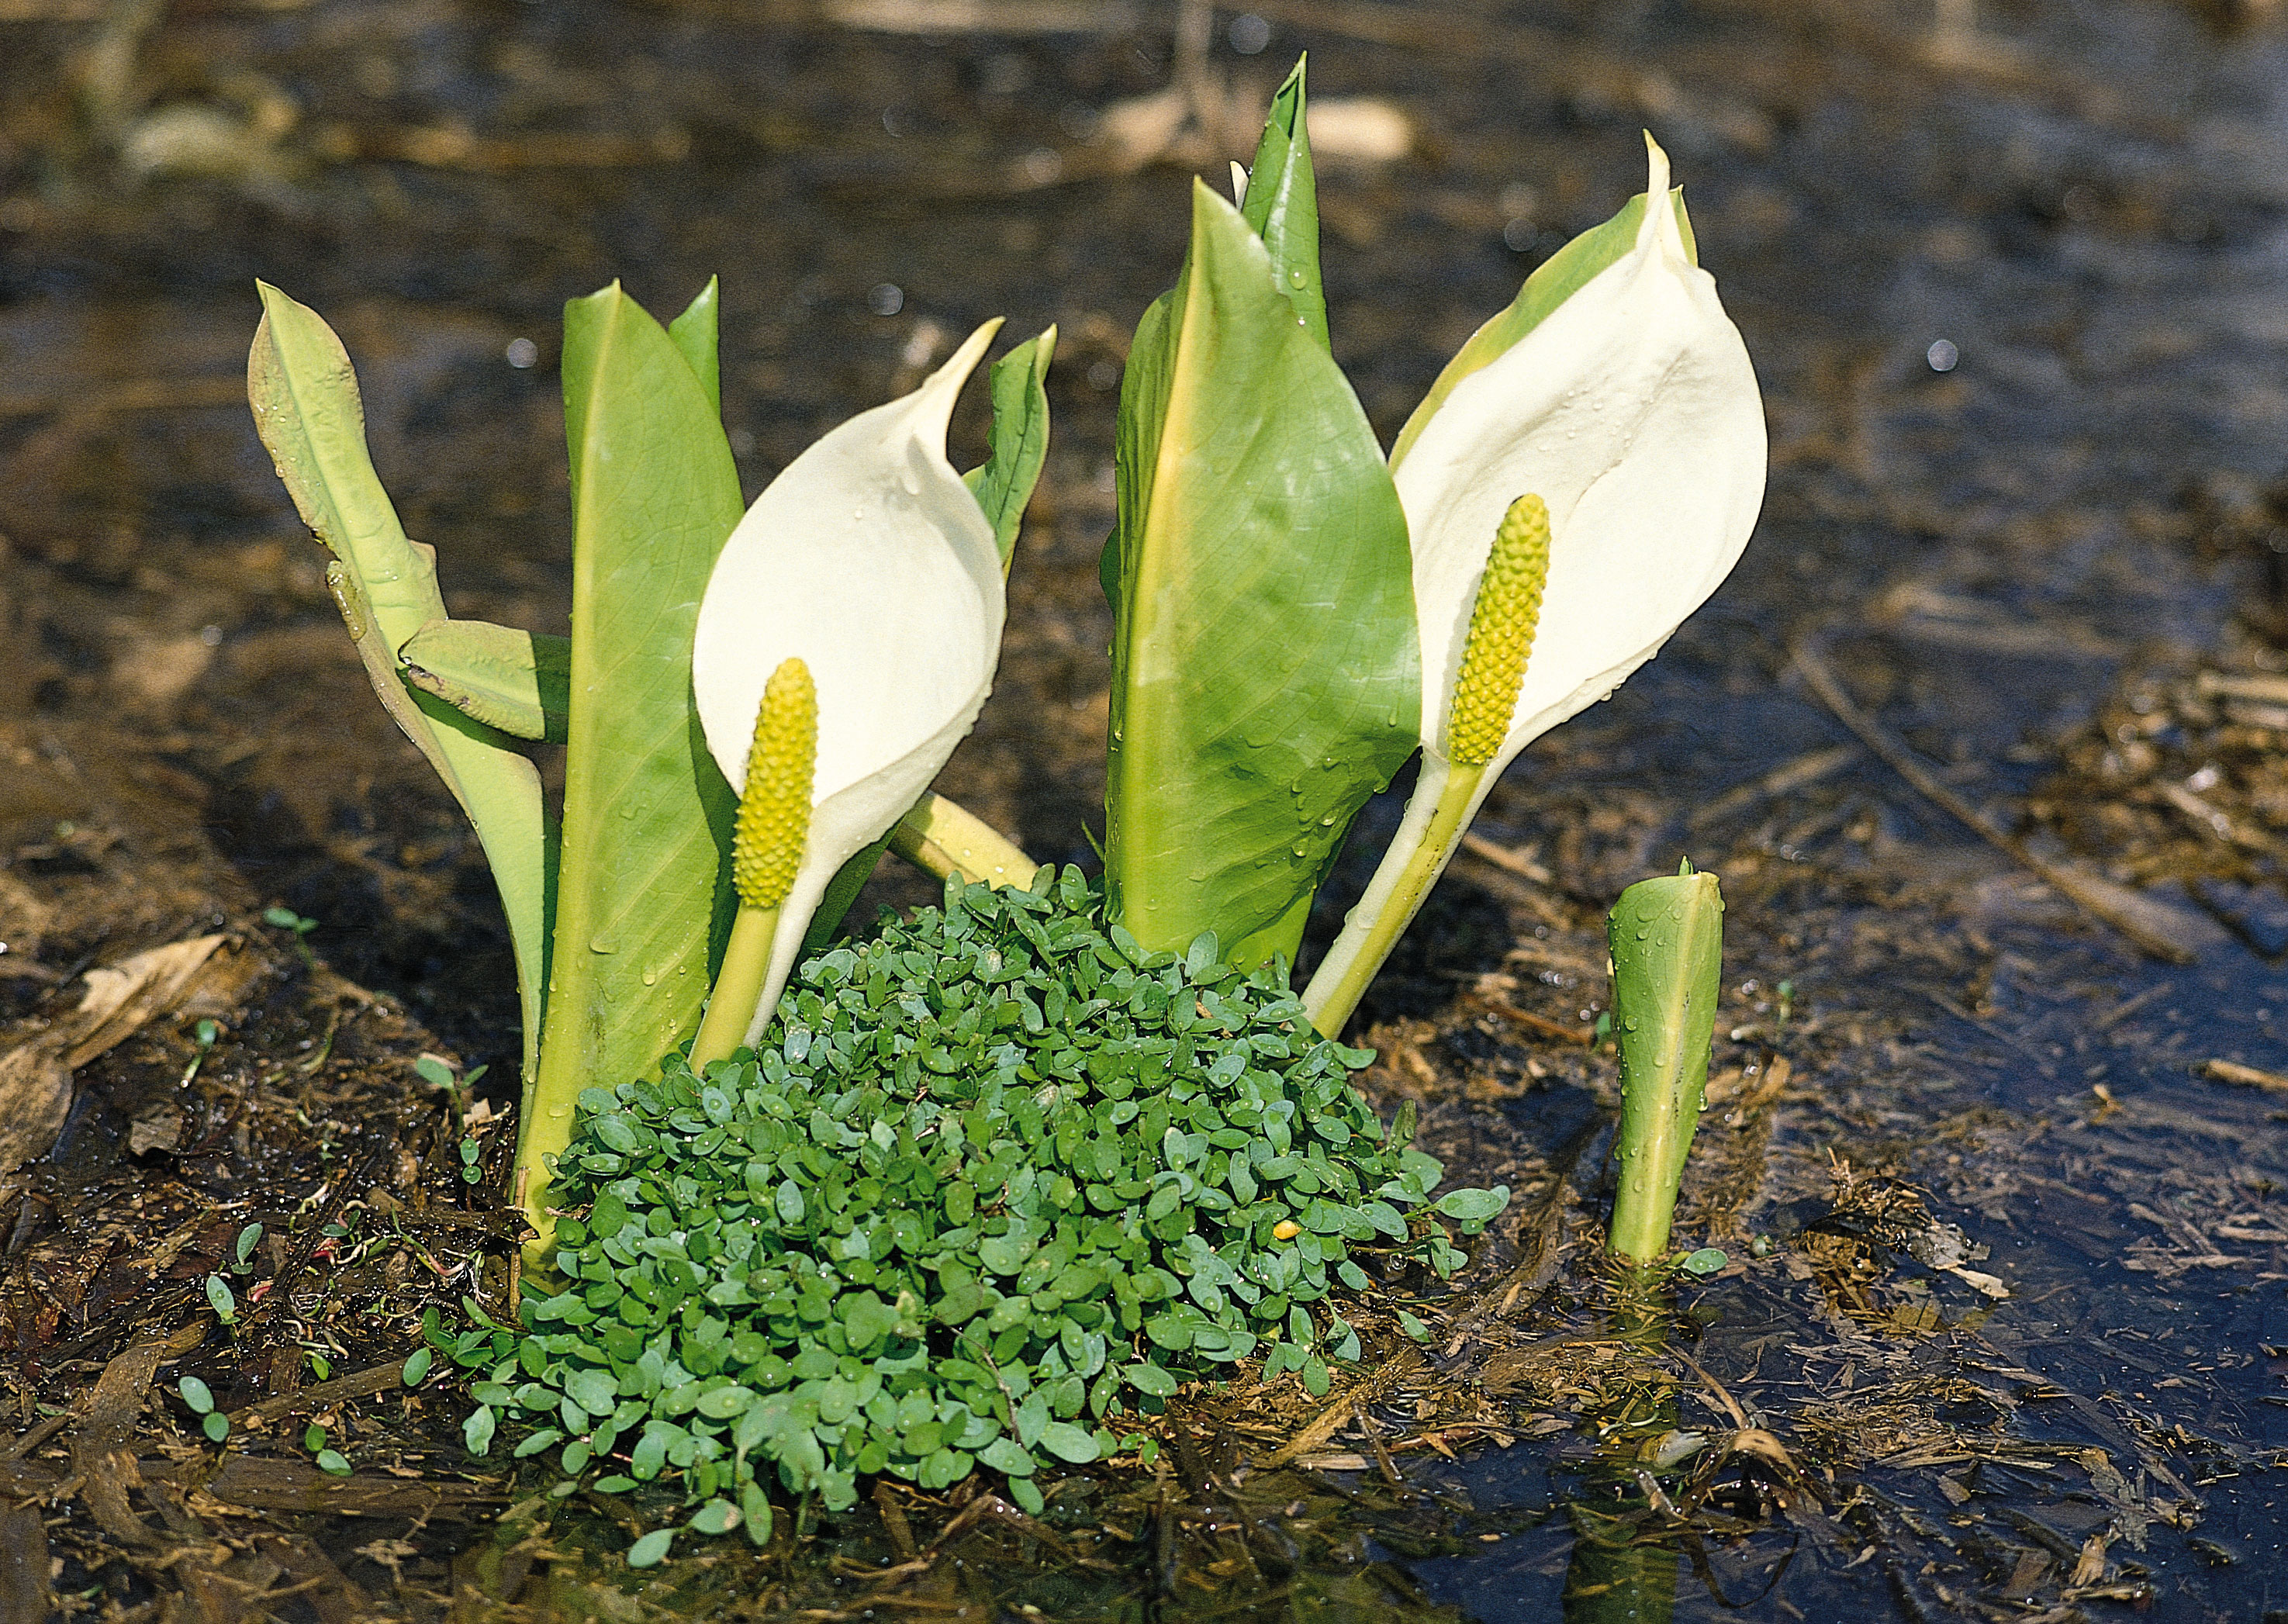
4, 0, 2287, 1617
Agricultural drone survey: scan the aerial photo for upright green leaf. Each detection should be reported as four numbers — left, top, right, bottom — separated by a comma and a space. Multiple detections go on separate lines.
398, 620, 569, 742
1391, 182, 1699, 468
1605, 860, 1724, 1263
961, 326, 1058, 569
667, 277, 723, 418
1239, 57, 1328, 352
1103, 182, 1418, 969
527, 282, 745, 1249
247, 283, 552, 1083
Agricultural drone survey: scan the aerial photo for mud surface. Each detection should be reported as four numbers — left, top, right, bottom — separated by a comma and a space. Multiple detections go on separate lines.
3, 0, 2287, 1619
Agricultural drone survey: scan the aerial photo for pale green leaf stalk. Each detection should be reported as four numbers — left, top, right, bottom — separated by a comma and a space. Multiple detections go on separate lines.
247, 284, 552, 1087
1605, 859, 1723, 1263
692, 658, 817, 1072
1303, 495, 1548, 1035
887, 793, 1040, 890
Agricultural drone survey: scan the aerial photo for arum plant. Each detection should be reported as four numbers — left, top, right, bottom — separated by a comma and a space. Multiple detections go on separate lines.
1102, 60, 1420, 974
251, 284, 1052, 1256
1298, 134, 1766, 1036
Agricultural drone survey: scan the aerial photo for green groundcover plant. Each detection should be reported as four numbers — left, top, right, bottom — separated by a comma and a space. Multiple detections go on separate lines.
246, 53, 1766, 1560
431, 869, 1504, 1563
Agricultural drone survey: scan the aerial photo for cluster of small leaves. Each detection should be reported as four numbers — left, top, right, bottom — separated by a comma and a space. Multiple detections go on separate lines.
442, 869, 1506, 1563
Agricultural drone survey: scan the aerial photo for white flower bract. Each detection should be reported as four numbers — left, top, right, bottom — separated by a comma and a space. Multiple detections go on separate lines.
1395, 134, 1765, 775
693, 320, 1007, 1047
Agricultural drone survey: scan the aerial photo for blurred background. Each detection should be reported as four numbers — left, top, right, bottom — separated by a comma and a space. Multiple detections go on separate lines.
4, 1, 2288, 1612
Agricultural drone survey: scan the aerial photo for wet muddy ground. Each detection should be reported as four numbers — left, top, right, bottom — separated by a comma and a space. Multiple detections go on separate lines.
3, 0, 2288, 1618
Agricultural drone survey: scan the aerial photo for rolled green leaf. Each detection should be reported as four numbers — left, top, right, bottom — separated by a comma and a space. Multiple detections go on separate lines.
1605, 859, 1723, 1263
962, 326, 1057, 570
398, 620, 570, 743
247, 284, 552, 1085
1103, 176, 1417, 969
1237, 57, 1328, 352
527, 279, 746, 1253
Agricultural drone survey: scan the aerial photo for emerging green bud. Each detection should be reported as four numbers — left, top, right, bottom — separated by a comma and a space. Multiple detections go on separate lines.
1445, 493, 1550, 769
733, 658, 817, 910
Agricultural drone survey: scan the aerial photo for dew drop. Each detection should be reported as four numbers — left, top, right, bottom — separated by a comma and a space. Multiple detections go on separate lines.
641, 969, 658, 986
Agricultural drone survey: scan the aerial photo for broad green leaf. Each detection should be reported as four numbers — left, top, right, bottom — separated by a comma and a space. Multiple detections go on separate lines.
1391, 181, 1698, 468
248, 283, 551, 1083
398, 620, 569, 743
1238, 57, 1328, 351
961, 327, 1058, 569
527, 282, 745, 1251
1103, 181, 1418, 967
1605, 860, 1723, 1263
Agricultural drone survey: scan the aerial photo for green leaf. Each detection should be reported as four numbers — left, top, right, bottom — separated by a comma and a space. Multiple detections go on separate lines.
398, 621, 571, 744
1432, 1187, 1509, 1224
403, 1346, 433, 1386
1389, 181, 1699, 468
1103, 182, 1418, 968
527, 282, 747, 1249
741, 1481, 774, 1546
565, 1367, 619, 1416
978, 1436, 1036, 1476
315, 1449, 352, 1476
666, 277, 723, 418
202, 1411, 230, 1443
462, 1405, 496, 1456
1037, 1420, 1100, 1463
1123, 1363, 1177, 1398
626, 1529, 675, 1569
249, 283, 552, 1086
687, 1497, 740, 1536
1238, 57, 1328, 351
178, 1377, 213, 1415
1605, 862, 1724, 1263
1681, 1246, 1728, 1276
961, 327, 1057, 569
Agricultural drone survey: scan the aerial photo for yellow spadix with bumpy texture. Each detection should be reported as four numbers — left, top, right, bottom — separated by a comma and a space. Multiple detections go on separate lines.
1445, 494, 1549, 769
732, 658, 816, 910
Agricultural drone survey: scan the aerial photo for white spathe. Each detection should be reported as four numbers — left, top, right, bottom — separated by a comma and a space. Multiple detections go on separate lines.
1395, 135, 1766, 773
693, 320, 1007, 1046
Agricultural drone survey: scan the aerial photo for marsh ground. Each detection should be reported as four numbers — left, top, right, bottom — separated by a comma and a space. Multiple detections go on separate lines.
2, 0, 2286, 1618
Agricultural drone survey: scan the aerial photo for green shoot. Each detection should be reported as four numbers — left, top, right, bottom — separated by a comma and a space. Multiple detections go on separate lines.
1605, 860, 1724, 1263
